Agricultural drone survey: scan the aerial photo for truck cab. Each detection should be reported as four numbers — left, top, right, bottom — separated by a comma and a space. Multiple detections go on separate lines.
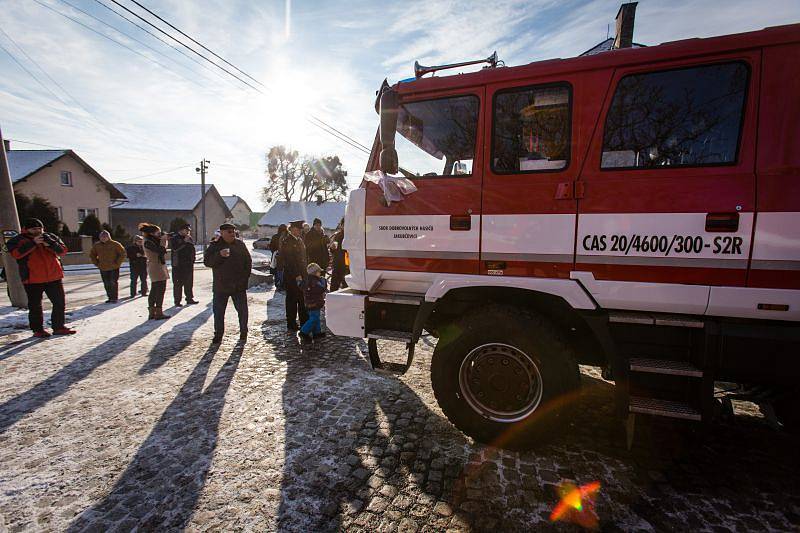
327, 23, 800, 449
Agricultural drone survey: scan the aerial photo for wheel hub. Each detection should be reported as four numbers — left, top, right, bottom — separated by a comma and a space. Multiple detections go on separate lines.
459, 343, 543, 423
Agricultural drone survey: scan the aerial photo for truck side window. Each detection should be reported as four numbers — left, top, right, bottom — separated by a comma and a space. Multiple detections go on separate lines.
601, 62, 749, 169
492, 84, 571, 173
394, 95, 479, 178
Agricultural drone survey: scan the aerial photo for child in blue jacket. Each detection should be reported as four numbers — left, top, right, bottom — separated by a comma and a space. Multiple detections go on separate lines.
299, 263, 327, 343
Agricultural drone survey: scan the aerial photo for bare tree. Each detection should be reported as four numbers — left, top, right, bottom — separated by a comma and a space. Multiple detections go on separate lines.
262, 146, 348, 205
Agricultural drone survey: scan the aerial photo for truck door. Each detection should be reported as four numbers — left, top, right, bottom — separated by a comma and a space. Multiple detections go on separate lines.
576, 55, 759, 300
480, 70, 611, 278
364, 87, 485, 275
750, 43, 800, 291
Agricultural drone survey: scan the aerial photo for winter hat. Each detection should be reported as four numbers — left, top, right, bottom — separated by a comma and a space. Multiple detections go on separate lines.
138, 222, 161, 234
307, 263, 322, 275
23, 218, 44, 229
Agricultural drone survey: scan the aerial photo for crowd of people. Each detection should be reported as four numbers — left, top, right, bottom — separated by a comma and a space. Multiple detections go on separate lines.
6, 215, 348, 346
269, 217, 348, 344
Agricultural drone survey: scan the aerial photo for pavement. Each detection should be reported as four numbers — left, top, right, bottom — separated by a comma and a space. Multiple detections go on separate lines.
0, 268, 798, 531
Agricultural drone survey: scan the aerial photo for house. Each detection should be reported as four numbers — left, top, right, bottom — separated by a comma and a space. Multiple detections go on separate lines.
222, 195, 254, 227
257, 200, 346, 236
112, 183, 232, 244
6, 140, 126, 232
580, 2, 644, 56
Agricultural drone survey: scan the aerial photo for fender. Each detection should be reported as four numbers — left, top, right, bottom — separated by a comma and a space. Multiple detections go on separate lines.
424, 273, 597, 310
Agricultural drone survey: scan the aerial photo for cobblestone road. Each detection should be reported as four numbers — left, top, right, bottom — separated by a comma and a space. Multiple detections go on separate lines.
0, 272, 798, 531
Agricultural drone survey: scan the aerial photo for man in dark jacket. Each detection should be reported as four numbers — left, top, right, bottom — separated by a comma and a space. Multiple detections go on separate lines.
329, 218, 349, 292
126, 235, 148, 298
303, 218, 330, 272
279, 220, 308, 331
6, 218, 76, 337
204, 223, 252, 343
170, 224, 198, 306
269, 224, 287, 291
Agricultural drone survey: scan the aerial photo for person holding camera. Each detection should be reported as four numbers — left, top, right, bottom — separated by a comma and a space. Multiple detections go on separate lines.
169, 224, 198, 307
204, 223, 252, 343
6, 218, 76, 337
90, 230, 126, 303
139, 223, 171, 320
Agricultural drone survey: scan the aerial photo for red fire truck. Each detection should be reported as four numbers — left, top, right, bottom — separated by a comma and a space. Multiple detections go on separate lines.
326, 22, 800, 449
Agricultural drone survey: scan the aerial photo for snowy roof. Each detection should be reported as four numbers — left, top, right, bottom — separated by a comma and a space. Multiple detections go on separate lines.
8, 149, 125, 199
8, 150, 67, 182
580, 37, 645, 56
222, 195, 253, 213
113, 183, 231, 216
258, 201, 346, 229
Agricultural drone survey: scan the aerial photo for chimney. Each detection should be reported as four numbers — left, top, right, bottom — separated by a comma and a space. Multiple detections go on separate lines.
613, 2, 637, 49
2, 139, 9, 152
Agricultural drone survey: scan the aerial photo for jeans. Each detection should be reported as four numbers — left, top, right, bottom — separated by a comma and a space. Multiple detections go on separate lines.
24, 280, 66, 332
130, 268, 147, 297
300, 308, 322, 336
149, 280, 166, 308
172, 266, 194, 304
213, 291, 248, 336
100, 269, 120, 301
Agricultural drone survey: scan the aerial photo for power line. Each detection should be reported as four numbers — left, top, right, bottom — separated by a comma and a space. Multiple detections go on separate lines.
127, 0, 265, 89
31, 0, 201, 88
0, 40, 69, 106
54, 0, 216, 86
8, 138, 185, 164
106, 0, 262, 92
115, 165, 193, 181
90, 0, 241, 89
0, 23, 95, 119
110, 0, 371, 153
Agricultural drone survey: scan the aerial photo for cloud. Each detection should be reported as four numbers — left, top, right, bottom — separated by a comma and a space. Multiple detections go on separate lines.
1, 0, 799, 211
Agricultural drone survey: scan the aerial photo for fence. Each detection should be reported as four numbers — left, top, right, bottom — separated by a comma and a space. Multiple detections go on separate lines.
62, 235, 85, 253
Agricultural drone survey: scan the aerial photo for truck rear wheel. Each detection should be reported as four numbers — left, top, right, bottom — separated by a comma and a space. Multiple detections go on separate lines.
430, 305, 580, 450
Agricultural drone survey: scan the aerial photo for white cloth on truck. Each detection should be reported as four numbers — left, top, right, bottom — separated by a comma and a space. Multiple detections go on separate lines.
363, 170, 418, 206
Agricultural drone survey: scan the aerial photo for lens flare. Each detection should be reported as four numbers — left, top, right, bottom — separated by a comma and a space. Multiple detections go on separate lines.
549, 480, 601, 529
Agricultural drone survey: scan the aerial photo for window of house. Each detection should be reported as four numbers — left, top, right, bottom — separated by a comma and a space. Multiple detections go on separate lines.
393, 95, 479, 177
601, 62, 749, 169
492, 84, 571, 173
60, 171, 72, 186
78, 208, 98, 222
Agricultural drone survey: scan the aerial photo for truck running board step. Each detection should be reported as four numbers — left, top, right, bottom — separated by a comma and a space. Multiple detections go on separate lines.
368, 293, 424, 306
609, 312, 704, 328
629, 358, 703, 377
629, 396, 702, 421
367, 329, 414, 342
366, 331, 416, 375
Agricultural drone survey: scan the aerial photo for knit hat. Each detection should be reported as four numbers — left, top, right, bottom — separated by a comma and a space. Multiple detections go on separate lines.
23, 218, 44, 229
307, 262, 322, 275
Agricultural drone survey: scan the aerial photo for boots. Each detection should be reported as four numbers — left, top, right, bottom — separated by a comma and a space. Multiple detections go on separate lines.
147, 306, 155, 320
153, 306, 170, 320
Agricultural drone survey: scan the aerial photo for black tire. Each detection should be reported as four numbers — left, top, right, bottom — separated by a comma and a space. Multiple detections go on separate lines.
431, 305, 580, 450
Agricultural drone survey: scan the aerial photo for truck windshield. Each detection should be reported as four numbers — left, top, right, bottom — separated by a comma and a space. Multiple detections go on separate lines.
393, 95, 479, 177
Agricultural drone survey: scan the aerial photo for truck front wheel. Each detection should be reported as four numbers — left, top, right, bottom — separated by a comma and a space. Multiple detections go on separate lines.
430, 305, 580, 450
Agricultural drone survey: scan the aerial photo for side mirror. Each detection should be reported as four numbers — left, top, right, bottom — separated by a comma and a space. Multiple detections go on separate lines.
379, 86, 399, 174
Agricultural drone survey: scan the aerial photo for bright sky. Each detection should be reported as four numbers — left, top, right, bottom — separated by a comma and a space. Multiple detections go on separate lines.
1, 0, 799, 211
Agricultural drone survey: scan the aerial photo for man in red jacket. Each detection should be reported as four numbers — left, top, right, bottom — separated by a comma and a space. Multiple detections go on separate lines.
6, 218, 76, 337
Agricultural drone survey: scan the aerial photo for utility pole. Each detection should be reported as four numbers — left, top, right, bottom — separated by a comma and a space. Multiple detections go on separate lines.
0, 126, 28, 308
196, 159, 210, 251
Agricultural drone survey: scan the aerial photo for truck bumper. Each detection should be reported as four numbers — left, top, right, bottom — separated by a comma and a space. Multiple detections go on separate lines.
326, 289, 366, 338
